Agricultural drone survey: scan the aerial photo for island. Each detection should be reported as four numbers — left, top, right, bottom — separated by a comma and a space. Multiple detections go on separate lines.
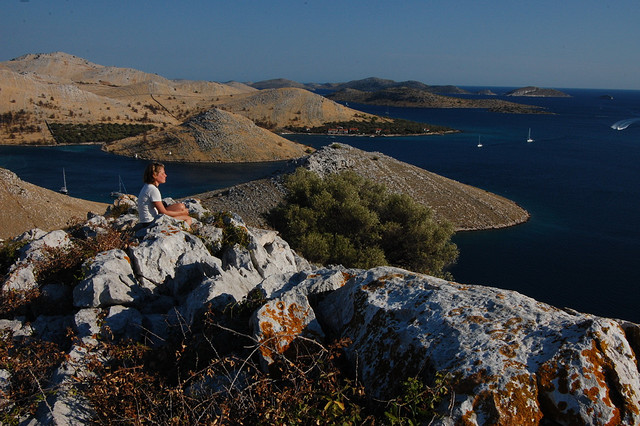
504, 86, 571, 97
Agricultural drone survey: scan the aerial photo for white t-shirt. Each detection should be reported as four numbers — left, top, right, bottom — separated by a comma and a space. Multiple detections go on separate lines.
138, 183, 162, 223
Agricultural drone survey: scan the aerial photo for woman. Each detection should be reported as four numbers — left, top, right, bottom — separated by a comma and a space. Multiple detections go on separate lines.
137, 162, 192, 227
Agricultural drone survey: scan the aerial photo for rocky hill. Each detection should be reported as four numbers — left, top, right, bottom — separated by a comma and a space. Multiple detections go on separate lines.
0, 168, 109, 239
1, 53, 407, 163
247, 78, 308, 90
505, 86, 571, 97
0, 52, 253, 145
195, 144, 530, 231
1, 201, 638, 424
103, 107, 312, 163
215, 87, 386, 129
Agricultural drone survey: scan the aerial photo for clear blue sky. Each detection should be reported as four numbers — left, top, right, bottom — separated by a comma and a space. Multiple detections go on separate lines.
2, 0, 639, 90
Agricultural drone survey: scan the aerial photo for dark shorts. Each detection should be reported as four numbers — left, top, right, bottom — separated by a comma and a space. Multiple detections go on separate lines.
133, 221, 152, 233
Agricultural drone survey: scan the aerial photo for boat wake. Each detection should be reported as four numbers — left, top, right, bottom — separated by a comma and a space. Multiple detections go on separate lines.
611, 117, 640, 130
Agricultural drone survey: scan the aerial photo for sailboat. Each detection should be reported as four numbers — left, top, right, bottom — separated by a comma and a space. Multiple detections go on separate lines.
110, 175, 127, 198
527, 128, 534, 143
59, 168, 68, 195
477, 136, 483, 148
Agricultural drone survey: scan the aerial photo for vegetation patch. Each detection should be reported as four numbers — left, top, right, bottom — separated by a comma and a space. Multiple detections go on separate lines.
285, 117, 453, 135
48, 122, 155, 144
268, 168, 458, 277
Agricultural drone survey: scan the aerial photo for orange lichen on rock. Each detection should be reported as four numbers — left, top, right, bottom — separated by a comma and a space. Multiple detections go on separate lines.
498, 342, 520, 358
257, 300, 311, 361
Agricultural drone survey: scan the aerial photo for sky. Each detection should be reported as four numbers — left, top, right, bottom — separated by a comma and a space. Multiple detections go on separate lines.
2, 0, 640, 90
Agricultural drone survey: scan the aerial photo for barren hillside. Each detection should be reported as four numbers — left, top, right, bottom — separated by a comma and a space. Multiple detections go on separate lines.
214, 87, 390, 129
104, 108, 311, 163
0, 52, 252, 144
0, 168, 109, 239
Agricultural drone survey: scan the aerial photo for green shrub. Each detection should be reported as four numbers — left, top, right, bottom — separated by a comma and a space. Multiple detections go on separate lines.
48, 123, 155, 144
200, 211, 251, 255
269, 168, 458, 276
0, 239, 28, 276
384, 373, 452, 425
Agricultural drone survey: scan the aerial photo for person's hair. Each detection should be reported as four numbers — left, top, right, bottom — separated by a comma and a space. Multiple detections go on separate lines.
143, 162, 165, 184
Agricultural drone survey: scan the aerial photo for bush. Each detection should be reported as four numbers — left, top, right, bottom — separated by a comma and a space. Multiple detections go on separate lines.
269, 168, 458, 277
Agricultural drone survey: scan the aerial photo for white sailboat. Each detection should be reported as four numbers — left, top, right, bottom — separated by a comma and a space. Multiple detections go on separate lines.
59, 168, 68, 195
477, 136, 483, 148
527, 128, 534, 143
110, 175, 127, 198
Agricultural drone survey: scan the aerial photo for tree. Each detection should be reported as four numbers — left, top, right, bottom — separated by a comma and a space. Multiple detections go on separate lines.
269, 168, 458, 277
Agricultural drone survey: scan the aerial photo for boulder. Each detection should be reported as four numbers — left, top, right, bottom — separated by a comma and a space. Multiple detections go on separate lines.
246, 228, 299, 279
73, 249, 146, 308
3, 229, 72, 292
103, 305, 143, 342
183, 197, 209, 219
129, 216, 221, 296
315, 266, 640, 425
73, 308, 102, 342
250, 291, 324, 368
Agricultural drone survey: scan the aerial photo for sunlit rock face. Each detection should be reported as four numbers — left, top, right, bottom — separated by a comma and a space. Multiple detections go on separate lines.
314, 267, 640, 425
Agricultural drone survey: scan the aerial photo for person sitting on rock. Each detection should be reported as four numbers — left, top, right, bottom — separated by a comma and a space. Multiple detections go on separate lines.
137, 162, 192, 228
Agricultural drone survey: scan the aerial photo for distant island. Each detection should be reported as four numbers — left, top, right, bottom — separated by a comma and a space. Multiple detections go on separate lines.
326, 87, 548, 114
250, 76, 474, 95
504, 86, 571, 97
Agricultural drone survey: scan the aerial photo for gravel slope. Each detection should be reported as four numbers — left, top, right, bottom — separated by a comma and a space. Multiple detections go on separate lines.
0, 168, 109, 239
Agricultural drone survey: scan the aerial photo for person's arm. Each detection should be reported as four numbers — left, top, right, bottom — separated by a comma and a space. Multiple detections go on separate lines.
153, 201, 193, 225
153, 201, 182, 218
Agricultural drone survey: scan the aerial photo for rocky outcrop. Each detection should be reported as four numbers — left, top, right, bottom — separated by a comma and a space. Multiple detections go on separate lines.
1, 198, 638, 424
316, 268, 640, 424
104, 107, 311, 163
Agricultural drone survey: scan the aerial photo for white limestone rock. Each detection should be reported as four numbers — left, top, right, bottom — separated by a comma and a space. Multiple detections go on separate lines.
250, 291, 325, 368
258, 267, 354, 299
315, 266, 640, 425
3, 229, 72, 291
183, 197, 209, 219
180, 269, 257, 323
0, 318, 32, 337
104, 305, 143, 341
247, 228, 299, 279
73, 249, 145, 308
74, 308, 102, 342
129, 216, 222, 296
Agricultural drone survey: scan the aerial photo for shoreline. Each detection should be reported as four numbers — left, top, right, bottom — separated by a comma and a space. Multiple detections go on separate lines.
279, 129, 461, 138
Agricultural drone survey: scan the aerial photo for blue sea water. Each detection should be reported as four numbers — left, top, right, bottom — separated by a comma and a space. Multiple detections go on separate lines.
1, 88, 639, 322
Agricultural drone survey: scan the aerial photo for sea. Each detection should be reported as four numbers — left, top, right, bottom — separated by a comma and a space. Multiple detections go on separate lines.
1, 88, 639, 323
